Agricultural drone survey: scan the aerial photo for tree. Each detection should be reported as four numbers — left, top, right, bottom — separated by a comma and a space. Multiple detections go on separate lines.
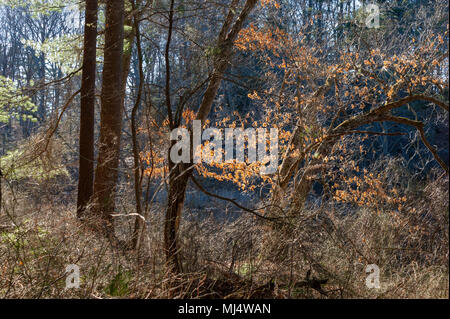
164, 0, 258, 273
76, 0, 98, 218
92, 0, 125, 233
234, 0, 449, 217
130, 0, 144, 250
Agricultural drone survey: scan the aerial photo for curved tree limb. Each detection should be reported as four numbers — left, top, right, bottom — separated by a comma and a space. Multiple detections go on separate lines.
191, 175, 282, 222
382, 115, 449, 175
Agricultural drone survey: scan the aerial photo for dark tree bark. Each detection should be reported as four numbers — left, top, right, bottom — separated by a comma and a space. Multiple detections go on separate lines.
77, 0, 98, 218
92, 0, 125, 232
164, 0, 258, 273
130, 0, 145, 250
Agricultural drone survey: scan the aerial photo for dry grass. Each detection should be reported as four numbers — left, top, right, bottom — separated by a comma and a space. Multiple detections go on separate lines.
0, 167, 448, 299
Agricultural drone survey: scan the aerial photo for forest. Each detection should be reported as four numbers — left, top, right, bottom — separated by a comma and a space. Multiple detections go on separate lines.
0, 0, 448, 299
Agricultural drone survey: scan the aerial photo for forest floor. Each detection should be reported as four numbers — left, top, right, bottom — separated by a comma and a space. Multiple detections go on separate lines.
0, 173, 448, 299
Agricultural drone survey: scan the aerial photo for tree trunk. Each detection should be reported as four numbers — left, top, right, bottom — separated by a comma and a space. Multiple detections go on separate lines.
92, 0, 125, 233
163, 0, 258, 273
121, 1, 135, 105
130, 0, 145, 250
165, 161, 191, 272
77, 0, 98, 218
